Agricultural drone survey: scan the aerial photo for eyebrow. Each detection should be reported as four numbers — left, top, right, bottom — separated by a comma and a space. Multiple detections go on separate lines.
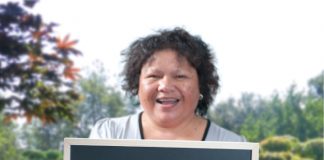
143, 67, 191, 77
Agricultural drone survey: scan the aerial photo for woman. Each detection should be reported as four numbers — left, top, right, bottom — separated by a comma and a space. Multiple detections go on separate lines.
89, 27, 245, 141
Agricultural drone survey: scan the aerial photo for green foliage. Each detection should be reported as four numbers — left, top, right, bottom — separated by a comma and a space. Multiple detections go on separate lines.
261, 136, 299, 152
19, 118, 75, 150
260, 152, 302, 160
284, 85, 308, 141
210, 93, 280, 142
239, 94, 279, 142
260, 136, 324, 160
208, 97, 243, 134
22, 149, 62, 160
19, 63, 130, 150
74, 63, 128, 137
209, 71, 324, 142
301, 138, 324, 160
0, 114, 25, 160
260, 136, 305, 160
307, 70, 323, 98
23, 150, 45, 160
240, 113, 260, 141
209, 71, 323, 159
0, 0, 81, 123
304, 97, 324, 138
304, 71, 324, 139
45, 150, 62, 160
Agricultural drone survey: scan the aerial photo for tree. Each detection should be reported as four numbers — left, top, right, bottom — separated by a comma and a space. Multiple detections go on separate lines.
19, 64, 129, 150
279, 85, 308, 140
307, 70, 323, 98
210, 72, 323, 142
0, 114, 25, 160
19, 117, 75, 150
227, 93, 273, 141
209, 93, 267, 138
304, 71, 323, 138
0, 0, 81, 123
74, 63, 127, 137
208, 98, 241, 133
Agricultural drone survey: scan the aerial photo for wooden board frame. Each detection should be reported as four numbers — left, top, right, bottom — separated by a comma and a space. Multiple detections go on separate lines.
64, 138, 259, 160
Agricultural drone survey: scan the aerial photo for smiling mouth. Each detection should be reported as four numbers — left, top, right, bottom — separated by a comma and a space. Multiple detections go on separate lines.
156, 98, 179, 105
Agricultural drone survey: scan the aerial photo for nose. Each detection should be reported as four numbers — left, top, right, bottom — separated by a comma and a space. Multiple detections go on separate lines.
157, 76, 175, 93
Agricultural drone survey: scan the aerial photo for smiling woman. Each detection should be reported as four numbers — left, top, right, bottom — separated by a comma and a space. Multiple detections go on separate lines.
89, 27, 245, 142
139, 49, 202, 138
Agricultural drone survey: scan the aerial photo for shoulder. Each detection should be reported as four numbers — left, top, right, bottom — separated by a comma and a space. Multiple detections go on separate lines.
205, 121, 246, 142
96, 114, 137, 127
89, 113, 140, 139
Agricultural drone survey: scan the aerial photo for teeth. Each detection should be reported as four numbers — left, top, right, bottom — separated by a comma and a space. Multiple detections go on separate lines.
156, 98, 179, 104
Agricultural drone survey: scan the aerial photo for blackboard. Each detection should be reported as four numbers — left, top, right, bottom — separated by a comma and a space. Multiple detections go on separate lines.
64, 138, 259, 160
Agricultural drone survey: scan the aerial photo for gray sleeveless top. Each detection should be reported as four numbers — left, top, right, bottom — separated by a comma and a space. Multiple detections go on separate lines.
89, 113, 246, 142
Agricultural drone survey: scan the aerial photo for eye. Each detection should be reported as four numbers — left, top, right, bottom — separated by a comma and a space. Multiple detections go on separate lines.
176, 74, 187, 79
147, 74, 160, 79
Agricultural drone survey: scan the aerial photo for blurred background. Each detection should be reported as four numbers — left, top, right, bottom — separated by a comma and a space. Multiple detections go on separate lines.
0, 0, 323, 159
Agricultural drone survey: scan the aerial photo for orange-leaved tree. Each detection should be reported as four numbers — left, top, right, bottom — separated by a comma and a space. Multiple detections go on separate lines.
0, 0, 82, 123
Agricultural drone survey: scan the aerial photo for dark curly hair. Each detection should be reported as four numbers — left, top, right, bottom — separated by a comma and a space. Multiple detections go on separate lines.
121, 27, 219, 116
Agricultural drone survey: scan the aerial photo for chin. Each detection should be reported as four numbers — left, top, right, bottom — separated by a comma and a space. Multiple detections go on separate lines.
155, 113, 181, 125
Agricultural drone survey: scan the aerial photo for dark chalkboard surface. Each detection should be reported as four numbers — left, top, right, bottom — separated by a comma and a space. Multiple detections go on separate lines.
64, 138, 259, 160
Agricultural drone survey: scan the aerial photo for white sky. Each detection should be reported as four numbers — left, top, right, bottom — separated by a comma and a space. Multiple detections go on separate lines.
4, 0, 324, 101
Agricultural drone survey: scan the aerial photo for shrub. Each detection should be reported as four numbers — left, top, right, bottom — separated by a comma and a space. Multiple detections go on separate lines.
301, 138, 324, 160
261, 135, 299, 152
260, 151, 302, 160
45, 150, 63, 160
23, 150, 45, 160
22, 149, 63, 160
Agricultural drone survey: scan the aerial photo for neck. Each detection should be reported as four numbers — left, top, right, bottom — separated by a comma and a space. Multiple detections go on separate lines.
141, 112, 207, 140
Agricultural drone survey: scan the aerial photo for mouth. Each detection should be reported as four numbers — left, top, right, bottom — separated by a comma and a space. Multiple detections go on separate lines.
156, 98, 180, 105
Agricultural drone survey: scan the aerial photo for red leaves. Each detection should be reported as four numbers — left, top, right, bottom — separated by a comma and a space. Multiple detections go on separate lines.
28, 52, 44, 63
55, 35, 82, 56
25, 112, 33, 123
56, 35, 82, 80
28, 52, 38, 61
32, 30, 46, 40
62, 59, 80, 80
56, 35, 78, 50
3, 114, 18, 124
64, 66, 80, 80
1, 1, 82, 124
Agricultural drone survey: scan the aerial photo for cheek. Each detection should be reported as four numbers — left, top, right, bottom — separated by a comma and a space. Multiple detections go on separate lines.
181, 80, 200, 100
183, 84, 199, 97
183, 78, 199, 92
138, 80, 156, 100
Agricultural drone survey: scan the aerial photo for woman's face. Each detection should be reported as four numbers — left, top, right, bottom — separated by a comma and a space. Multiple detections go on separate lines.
138, 49, 200, 127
